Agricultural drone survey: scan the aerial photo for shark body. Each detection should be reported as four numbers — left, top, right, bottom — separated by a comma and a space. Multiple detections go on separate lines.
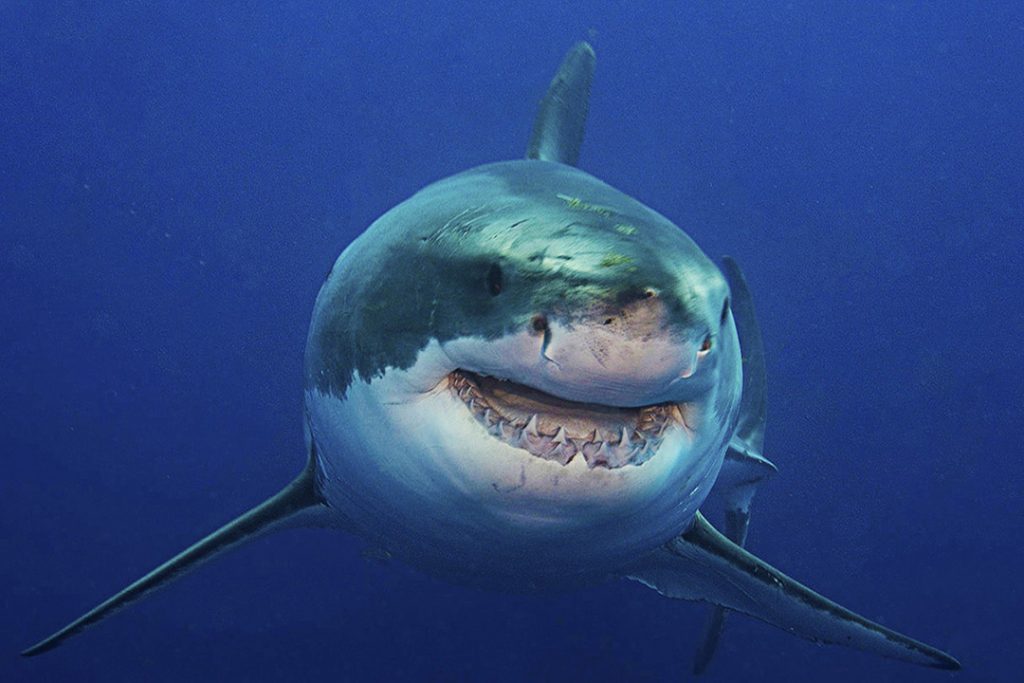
23, 42, 959, 673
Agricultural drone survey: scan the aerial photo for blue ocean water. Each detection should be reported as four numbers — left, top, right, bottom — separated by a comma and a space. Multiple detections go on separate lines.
2, 2, 1021, 681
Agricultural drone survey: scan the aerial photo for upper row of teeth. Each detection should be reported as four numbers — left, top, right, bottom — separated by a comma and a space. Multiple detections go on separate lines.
451, 375, 673, 431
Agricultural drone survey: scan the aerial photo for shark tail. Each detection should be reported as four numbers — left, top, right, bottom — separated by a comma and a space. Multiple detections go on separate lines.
526, 41, 596, 167
21, 444, 326, 657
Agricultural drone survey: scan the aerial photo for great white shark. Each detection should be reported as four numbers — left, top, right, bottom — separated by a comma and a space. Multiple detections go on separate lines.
22, 42, 959, 673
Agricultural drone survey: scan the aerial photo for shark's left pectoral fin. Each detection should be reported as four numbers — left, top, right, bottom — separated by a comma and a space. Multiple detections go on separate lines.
625, 513, 960, 670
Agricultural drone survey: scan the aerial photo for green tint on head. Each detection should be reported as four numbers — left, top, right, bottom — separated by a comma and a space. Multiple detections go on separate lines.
306, 161, 723, 398
600, 253, 634, 268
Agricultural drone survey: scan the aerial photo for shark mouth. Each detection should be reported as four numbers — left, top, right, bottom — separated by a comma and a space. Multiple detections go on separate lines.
448, 370, 688, 469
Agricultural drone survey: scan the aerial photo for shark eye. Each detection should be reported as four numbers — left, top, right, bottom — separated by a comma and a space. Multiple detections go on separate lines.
700, 335, 712, 352
720, 298, 730, 326
486, 263, 503, 296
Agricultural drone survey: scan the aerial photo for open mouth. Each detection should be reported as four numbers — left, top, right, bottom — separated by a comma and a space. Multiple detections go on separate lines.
448, 370, 688, 469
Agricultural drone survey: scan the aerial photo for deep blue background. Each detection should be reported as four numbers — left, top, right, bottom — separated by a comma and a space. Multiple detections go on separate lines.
2, 3, 1021, 681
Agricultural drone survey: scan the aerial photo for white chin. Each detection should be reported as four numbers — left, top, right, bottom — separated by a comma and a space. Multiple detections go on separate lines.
305, 345, 724, 585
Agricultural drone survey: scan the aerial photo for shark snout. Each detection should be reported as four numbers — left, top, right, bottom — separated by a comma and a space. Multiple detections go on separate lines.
530, 318, 703, 406
510, 285, 718, 405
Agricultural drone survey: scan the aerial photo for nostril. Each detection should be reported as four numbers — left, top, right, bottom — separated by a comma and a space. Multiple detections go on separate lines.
530, 314, 548, 333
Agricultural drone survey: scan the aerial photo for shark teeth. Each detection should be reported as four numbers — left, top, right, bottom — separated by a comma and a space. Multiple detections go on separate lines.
524, 414, 540, 437
450, 370, 678, 469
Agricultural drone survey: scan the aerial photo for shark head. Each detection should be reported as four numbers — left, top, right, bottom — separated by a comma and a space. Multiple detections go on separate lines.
304, 161, 742, 585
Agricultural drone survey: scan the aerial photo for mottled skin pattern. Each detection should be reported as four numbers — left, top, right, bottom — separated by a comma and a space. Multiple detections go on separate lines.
307, 160, 722, 400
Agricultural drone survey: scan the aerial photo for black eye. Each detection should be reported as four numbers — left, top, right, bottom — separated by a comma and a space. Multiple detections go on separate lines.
700, 335, 713, 352
486, 263, 503, 296
720, 298, 730, 325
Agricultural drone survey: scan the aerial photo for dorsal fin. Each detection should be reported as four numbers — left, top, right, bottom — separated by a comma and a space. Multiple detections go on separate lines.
710, 256, 775, 518
723, 256, 767, 454
21, 442, 329, 656
526, 42, 596, 166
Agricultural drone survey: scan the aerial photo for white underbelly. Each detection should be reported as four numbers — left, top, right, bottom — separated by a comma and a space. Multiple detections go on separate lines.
304, 370, 727, 587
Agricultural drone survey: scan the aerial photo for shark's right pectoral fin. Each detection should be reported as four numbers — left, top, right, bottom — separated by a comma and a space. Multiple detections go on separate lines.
625, 513, 960, 671
21, 441, 334, 657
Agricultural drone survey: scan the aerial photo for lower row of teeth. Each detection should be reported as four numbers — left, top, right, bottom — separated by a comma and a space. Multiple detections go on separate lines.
463, 397, 666, 469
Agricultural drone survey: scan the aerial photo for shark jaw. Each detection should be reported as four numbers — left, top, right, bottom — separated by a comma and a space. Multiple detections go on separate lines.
447, 369, 695, 470
304, 327, 734, 586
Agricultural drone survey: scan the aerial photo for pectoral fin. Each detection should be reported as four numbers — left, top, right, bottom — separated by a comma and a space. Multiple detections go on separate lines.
625, 513, 960, 670
21, 444, 330, 657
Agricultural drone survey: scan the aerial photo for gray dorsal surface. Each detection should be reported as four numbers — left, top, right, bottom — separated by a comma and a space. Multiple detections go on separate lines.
21, 446, 326, 657
526, 41, 596, 166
